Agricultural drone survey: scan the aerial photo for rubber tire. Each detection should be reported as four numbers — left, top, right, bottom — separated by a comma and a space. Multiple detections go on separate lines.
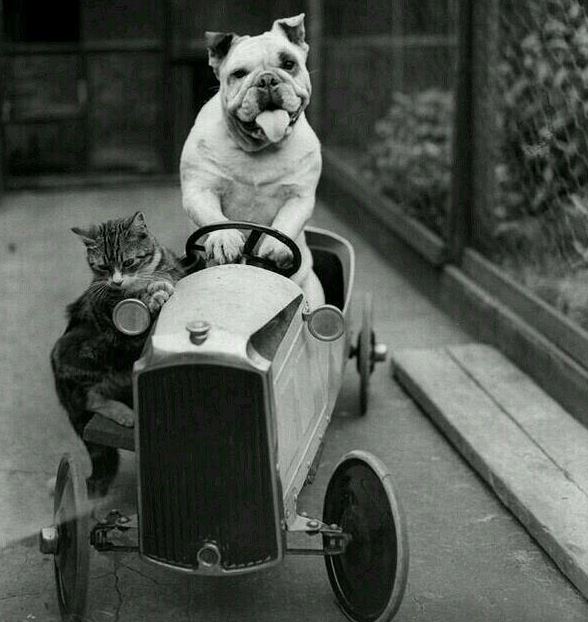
323, 451, 409, 622
53, 454, 90, 622
357, 293, 375, 416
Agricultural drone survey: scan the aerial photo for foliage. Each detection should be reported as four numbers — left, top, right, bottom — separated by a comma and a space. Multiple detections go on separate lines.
363, 89, 454, 237
494, 0, 588, 271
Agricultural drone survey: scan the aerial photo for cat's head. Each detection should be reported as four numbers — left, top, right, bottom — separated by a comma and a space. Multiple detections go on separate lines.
72, 212, 161, 291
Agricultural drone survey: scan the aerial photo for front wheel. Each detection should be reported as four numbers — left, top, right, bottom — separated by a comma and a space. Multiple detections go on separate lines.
53, 454, 91, 621
323, 451, 409, 622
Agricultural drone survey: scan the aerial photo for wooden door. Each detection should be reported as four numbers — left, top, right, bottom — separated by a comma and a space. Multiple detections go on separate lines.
2, 0, 87, 176
1, 0, 168, 181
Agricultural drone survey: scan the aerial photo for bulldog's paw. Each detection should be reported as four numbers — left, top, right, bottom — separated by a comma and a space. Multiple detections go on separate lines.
141, 280, 175, 313
258, 237, 294, 269
204, 230, 245, 264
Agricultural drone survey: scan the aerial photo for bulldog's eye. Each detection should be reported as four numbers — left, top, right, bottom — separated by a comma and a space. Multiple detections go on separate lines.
282, 59, 297, 71
232, 69, 249, 79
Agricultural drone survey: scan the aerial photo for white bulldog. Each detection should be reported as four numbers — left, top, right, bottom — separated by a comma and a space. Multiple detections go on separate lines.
180, 14, 324, 307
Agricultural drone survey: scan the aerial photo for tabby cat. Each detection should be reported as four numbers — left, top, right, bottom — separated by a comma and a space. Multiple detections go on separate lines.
51, 211, 183, 496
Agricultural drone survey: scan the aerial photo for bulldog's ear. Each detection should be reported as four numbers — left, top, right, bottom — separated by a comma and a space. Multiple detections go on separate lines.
205, 31, 238, 76
272, 14, 309, 53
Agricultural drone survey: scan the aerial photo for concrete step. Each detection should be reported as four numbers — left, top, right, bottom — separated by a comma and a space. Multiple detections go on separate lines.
393, 343, 588, 600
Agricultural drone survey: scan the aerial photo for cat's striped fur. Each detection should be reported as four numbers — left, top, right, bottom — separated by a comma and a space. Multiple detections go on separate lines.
51, 212, 183, 496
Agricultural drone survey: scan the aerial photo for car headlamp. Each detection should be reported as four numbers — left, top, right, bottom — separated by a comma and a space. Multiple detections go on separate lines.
305, 305, 345, 342
112, 298, 151, 336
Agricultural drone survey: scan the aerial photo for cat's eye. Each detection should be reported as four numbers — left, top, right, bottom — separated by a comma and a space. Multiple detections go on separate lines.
122, 259, 135, 268
96, 264, 109, 271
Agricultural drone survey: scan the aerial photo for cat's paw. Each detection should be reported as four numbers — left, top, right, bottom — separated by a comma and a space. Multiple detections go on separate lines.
141, 280, 175, 313
98, 401, 135, 427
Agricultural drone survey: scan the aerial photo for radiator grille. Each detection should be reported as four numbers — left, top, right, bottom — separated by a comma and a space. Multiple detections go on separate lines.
136, 364, 280, 570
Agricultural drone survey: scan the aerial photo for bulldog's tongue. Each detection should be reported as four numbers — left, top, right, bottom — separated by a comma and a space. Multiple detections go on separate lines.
255, 109, 290, 143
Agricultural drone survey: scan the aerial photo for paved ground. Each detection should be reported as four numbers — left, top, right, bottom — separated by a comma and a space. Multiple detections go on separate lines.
0, 185, 587, 621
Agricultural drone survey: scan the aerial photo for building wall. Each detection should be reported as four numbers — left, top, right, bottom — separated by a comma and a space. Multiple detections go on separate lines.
2, 0, 166, 179
0, 0, 312, 182
172, 0, 305, 40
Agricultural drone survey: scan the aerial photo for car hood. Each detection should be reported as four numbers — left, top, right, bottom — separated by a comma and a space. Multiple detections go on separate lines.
148, 264, 303, 363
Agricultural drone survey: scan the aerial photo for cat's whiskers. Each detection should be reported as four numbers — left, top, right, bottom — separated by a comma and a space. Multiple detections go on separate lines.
89, 282, 111, 306
88, 280, 107, 291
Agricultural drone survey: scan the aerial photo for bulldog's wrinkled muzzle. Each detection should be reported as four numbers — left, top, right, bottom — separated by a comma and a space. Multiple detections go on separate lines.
226, 67, 309, 148
256, 72, 280, 89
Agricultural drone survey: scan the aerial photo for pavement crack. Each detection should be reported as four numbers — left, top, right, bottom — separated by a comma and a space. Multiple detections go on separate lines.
113, 559, 124, 622
0, 591, 43, 601
118, 560, 166, 586
92, 571, 114, 581
412, 594, 426, 618
0, 467, 54, 476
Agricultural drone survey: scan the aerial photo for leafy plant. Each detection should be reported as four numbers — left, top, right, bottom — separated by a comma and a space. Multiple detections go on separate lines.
363, 89, 454, 237
494, 0, 588, 269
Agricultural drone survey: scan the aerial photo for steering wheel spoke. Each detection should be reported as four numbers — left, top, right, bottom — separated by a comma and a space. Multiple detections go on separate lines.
243, 230, 264, 256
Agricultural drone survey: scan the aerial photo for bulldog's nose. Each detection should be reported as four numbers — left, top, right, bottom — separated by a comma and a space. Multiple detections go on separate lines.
257, 72, 279, 89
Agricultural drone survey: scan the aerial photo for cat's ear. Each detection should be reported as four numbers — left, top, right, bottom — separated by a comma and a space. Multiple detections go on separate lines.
129, 211, 147, 229
71, 226, 96, 246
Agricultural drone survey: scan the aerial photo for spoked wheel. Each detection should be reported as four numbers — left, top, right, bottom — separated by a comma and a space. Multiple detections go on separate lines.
53, 454, 90, 621
357, 293, 375, 415
323, 451, 409, 622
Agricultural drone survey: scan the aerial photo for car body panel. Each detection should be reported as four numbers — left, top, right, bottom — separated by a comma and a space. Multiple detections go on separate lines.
132, 226, 356, 573
149, 264, 303, 366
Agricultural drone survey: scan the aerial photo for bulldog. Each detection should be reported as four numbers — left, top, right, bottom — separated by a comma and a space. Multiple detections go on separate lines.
180, 13, 325, 307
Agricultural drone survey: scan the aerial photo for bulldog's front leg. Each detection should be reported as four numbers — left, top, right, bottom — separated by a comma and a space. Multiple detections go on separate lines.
182, 186, 244, 264
259, 194, 315, 266
257, 236, 294, 268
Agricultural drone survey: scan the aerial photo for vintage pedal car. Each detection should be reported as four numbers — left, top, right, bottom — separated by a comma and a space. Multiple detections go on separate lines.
40, 222, 409, 622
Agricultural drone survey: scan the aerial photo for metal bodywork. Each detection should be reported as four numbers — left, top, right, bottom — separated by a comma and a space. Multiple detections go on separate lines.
132, 226, 355, 576
41, 225, 409, 622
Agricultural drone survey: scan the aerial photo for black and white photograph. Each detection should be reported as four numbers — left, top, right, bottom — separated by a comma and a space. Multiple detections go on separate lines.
1, 1, 588, 621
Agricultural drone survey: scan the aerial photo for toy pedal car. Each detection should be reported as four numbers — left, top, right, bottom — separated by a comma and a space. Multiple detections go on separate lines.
40, 223, 409, 622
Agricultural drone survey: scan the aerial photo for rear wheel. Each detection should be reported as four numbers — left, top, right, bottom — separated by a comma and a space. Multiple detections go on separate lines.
53, 454, 90, 621
323, 451, 408, 622
357, 293, 375, 415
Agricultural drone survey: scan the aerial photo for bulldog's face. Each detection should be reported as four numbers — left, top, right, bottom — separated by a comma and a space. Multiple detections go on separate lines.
206, 14, 312, 151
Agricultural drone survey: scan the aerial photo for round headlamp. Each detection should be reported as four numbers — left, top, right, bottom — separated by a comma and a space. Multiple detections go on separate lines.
112, 298, 151, 336
305, 305, 345, 342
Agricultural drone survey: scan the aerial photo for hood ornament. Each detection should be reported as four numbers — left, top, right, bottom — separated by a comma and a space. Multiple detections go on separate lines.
186, 320, 211, 345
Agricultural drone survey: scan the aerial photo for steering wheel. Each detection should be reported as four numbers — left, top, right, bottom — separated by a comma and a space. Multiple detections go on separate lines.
185, 221, 302, 278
